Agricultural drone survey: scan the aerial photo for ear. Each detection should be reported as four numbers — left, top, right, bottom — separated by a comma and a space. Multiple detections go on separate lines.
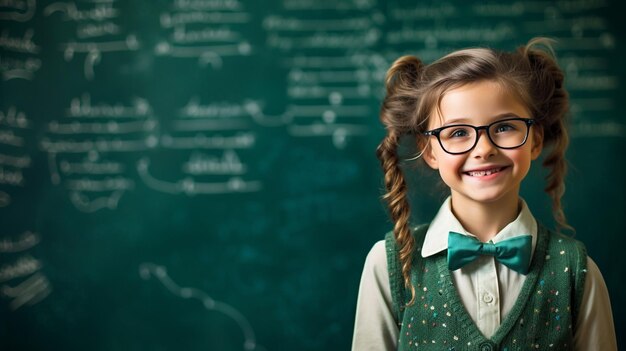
530, 126, 544, 160
420, 139, 439, 170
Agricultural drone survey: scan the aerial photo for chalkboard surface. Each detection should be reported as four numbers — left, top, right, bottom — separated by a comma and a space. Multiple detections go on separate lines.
1, 0, 624, 350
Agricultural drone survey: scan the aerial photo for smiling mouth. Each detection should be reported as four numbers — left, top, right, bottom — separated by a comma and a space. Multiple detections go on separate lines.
464, 167, 506, 177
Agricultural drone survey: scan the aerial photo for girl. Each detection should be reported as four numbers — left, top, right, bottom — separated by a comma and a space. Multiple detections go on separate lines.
352, 38, 617, 350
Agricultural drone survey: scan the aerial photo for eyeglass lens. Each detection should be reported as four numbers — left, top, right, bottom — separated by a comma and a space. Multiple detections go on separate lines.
439, 119, 529, 154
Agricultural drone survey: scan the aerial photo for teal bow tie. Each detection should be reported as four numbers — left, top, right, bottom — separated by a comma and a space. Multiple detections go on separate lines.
447, 231, 532, 275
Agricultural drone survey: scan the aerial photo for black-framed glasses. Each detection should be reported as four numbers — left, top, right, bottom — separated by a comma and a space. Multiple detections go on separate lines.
423, 117, 536, 155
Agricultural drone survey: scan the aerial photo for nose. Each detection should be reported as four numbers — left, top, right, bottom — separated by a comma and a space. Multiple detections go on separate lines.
471, 130, 497, 158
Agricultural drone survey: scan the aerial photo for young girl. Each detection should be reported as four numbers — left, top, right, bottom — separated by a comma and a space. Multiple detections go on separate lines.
352, 38, 617, 350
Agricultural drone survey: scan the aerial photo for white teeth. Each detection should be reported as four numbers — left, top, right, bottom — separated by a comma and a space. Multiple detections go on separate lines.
466, 168, 502, 177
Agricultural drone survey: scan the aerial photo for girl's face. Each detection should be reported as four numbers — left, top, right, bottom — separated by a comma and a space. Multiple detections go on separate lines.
423, 80, 543, 208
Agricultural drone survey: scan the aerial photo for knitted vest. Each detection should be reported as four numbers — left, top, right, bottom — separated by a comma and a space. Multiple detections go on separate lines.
385, 223, 587, 351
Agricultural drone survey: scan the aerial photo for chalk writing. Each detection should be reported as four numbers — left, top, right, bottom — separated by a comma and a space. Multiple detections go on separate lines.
59, 35, 140, 79
0, 106, 30, 128
156, 0, 252, 68
0, 28, 39, 54
0, 231, 39, 253
267, 29, 381, 50
0, 0, 36, 22
48, 119, 158, 135
43, 1, 118, 22
1, 273, 51, 310
0, 55, 41, 80
387, 24, 515, 44
59, 159, 124, 175
67, 94, 152, 118
0, 166, 24, 186
160, 132, 255, 150
173, 0, 243, 11
0, 255, 41, 283
0, 130, 24, 147
571, 121, 625, 138
69, 190, 125, 212
161, 11, 250, 28
282, 0, 376, 10
139, 262, 266, 351
182, 150, 246, 175
138, 157, 261, 195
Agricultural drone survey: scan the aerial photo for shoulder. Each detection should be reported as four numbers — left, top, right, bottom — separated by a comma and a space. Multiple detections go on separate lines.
364, 240, 387, 270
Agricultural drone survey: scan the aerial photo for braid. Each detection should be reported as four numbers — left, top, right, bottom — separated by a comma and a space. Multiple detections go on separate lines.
523, 39, 573, 233
377, 55, 425, 307
376, 131, 416, 306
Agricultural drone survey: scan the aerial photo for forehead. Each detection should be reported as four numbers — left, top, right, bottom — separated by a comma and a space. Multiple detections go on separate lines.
432, 80, 530, 126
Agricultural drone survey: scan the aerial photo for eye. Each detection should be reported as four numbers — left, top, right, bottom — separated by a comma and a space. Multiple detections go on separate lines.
493, 122, 517, 133
443, 127, 472, 139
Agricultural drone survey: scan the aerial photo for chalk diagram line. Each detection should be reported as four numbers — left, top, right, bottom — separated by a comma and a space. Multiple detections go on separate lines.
139, 262, 265, 351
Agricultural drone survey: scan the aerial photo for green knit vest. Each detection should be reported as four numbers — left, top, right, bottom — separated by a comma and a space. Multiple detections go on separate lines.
385, 223, 587, 351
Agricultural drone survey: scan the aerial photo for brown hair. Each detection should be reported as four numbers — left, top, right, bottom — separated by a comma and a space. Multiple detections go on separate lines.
376, 37, 571, 306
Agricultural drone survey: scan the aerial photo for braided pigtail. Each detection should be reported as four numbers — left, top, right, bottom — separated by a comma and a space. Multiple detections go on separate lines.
376, 55, 425, 307
522, 38, 573, 233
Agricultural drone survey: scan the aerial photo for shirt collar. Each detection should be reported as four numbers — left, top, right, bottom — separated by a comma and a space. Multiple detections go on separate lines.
421, 196, 538, 258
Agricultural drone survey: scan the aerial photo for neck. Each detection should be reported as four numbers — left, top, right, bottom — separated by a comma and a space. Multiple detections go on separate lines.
450, 193, 521, 242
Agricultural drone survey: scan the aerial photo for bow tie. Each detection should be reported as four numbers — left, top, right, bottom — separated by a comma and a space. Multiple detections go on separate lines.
447, 231, 532, 275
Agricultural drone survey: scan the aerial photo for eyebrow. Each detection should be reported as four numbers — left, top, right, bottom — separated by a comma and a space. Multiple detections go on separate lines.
442, 113, 524, 126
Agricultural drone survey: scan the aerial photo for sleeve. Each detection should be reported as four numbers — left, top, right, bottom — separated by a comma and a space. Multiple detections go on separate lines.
573, 256, 617, 351
351, 240, 399, 351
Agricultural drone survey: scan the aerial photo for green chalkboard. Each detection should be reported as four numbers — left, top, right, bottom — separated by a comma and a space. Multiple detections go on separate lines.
1, 0, 624, 350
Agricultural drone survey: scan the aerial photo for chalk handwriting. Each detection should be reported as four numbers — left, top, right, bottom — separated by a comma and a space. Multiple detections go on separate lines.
386, 24, 514, 44
0, 153, 31, 169
48, 119, 158, 135
182, 150, 246, 175
160, 11, 250, 28
0, 55, 41, 80
139, 262, 265, 351
0, 106, 30, 128
0, 29, 39, 54
154, 41, 251, 68
0, 231, 39, 253
59, 159, 124, 175
267, 29, 381, 50
43, 1, 119, 22
0, 166, 24, 186
65, 176, 134, 192
69, 190, 125, 212
472, 3, 525, 16
1, 273, 51, 310
173, 0, 243, 11
67, 94, 152, 118
0, 130, 24, 147
0, 255, 41, 283
571, 121, 624, 138
160, 132, 255, 150
77, 21, 121, 39
263, 16, 375, 31
283, 0, 376, 10
180, 98, 250, 118
59, 35, 140, 80
0, 0, 36, 22
40, 137, 154, 153
138, 157, 261, 194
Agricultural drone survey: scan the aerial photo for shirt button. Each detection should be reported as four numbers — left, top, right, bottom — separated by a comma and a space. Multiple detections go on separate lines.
482, 293, 494, 303
480, 342, 494, 351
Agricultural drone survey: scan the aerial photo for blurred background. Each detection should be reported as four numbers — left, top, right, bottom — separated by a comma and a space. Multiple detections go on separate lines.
1, 0, 624, 350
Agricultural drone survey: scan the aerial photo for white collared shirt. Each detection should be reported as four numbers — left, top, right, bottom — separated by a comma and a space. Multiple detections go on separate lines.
352, 197, 617, 350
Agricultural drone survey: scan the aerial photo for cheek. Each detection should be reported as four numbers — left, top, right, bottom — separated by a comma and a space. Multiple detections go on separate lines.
508, 150, 533, 175
437, 155, 466, 182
